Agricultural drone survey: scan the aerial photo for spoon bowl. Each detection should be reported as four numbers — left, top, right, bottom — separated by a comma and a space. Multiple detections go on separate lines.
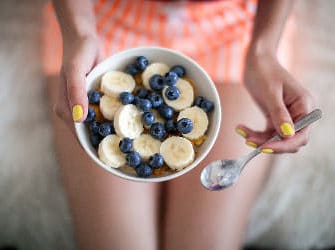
200, 159, 241, 190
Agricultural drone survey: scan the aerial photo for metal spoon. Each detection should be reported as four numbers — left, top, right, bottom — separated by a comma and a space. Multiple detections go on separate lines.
200, 109, 322, 191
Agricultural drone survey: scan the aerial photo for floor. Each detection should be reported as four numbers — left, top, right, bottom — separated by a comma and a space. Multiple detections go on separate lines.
0, 1, 334, 250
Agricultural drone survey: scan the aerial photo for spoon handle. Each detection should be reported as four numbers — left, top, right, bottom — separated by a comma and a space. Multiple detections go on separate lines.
246, 109, 322, 159
293, 109, 322, 131
268, 108, 322, 143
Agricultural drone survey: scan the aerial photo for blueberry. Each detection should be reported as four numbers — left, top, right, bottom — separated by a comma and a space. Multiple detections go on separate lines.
99, 122, 115, 137
148, 153, 164, 169
149, 74, 166, 91
137, 88, 149, 98
136, 163, 153, 177
120, 92, 134, 105
133, 96, 141, 105
85, 108, 96, 123
119, 137, 133, 153
158, 104, 174, 120
200, 99, 214, 113
177, 118, 193, 134
147, 92, 163, 108
136, 56, 149, 71
136, 98, 152, 112
90, 134, 102, 148
194, 96, 204, 107
125, 63, 139, 76
126, 151, 142, 167
89, 121, 101, 135
165, 86, 180, 100
88, 90, 101, 104
142, 111, 155, 126
165, 71, 179, 86
150, 122, 167, 140
170, 65, 186, 77
165, 119, 177, 133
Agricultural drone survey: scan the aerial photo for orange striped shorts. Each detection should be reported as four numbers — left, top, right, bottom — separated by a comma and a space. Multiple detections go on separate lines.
43, 0, 256, 84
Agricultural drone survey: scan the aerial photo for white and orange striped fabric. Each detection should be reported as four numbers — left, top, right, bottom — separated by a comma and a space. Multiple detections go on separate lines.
43, 0, 257, 84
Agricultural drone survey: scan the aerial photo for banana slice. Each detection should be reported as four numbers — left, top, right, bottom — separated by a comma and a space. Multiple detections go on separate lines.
114, 104, 144, 139
98, 134, 126, 168
101, 71, 136, 97
177, 106, 209, 140
162, 78, 194, 111
160, 136, 195, 171
142, 63, 169, 89
133, 134, 161, 160
99, 95, 122, 120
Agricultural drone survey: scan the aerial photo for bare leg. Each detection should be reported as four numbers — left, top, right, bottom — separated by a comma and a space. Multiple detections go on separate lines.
47, 76, 160, 250
162, 84, 273, 250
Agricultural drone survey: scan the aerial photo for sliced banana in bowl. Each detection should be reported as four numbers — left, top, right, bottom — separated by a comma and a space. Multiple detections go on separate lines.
114, 104, 144, 139
133, 134, 161, 161
99, 95, 122, 121
162, 78, 194, 111
177, 106, 209, 140
142, 62, 170, 89
160, 136, 195, 171
101, 71, 136, 97
98, 134, 126, 168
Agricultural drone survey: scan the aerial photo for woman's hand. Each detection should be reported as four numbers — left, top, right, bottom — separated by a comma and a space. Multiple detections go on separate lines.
237, 51, 315, 153
54, 35, 102, 131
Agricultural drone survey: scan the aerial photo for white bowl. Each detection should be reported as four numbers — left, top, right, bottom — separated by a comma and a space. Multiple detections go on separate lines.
75, 47, 221, 182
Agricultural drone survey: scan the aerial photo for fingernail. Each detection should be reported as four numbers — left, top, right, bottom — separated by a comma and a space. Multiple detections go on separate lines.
261, 148, 274, 154
72, 105, 83, 122
236, 128, 247, 138
246, 141, 257, 148
280, 122, 295, 136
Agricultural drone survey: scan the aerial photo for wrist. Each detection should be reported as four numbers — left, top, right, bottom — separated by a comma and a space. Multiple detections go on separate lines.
248, 38, 277, 59
63, 29, 98, 44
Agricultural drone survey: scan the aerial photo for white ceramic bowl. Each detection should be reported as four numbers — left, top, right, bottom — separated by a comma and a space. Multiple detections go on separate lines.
75, 47, 221, 182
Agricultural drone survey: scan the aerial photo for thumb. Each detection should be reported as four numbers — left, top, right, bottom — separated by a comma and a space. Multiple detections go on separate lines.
65, 68, 88, 123
266, 93, 295, 138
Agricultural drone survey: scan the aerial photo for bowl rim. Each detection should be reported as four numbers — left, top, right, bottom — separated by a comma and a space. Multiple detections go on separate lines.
74, 46, 221, 182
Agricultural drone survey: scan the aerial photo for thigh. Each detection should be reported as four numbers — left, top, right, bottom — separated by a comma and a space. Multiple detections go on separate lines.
47, 76, 160, 250
162, 84, 273, 250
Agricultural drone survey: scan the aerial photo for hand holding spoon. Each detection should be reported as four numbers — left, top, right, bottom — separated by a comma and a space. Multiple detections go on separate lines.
200, 109, 322, 191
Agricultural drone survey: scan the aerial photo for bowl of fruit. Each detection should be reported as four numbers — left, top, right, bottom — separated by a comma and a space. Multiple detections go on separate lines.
75, 46, 221, 182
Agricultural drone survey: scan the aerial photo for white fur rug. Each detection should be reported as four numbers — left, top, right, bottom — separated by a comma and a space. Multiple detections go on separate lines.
0, 1, 334, 250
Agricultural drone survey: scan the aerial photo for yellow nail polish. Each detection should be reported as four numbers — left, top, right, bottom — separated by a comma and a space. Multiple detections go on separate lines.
261, 148, 274, 154
236, 128, 247, 138
72, 105, 83, 122
246, 141, 257, 148
280, 122, 295, 136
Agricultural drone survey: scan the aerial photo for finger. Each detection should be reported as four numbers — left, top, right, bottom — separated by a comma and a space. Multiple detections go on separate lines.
260, 127, 310, 154
54, 102, 77, 136
64, 66, 88, 123
236, 125, 274, 148
265, 90, 295, 138
288, 92, 315, 122
54, 75, 72, 123
54, 77, 77, 135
